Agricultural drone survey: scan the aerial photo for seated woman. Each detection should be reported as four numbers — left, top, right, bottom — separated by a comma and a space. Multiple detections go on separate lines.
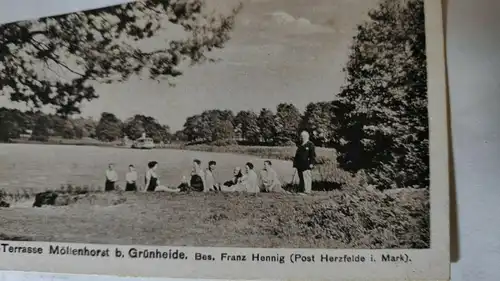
220, 162, 259, 193
243, 162, 260, 193
205, 161, 220, 192
259, 160, 286, 193
223, 167, 243, 187
145, 161, 179, 192
178, 159, 205, 192
145, 161, 160, 192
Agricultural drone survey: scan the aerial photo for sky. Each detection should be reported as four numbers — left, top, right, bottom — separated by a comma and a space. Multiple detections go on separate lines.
0, 0, 379, 131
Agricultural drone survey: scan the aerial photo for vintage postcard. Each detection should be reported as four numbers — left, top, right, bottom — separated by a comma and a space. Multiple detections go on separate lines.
0, 0, 449, 280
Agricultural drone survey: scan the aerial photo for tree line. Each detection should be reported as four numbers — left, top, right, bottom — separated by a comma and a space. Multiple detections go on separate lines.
177, 102, 344, 147
0, 102, 341, 147
0, 109, 172, 144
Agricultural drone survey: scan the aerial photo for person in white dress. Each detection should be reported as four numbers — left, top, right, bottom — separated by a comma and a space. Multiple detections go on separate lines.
242, 162, 260, 193
220, 162, 259, 193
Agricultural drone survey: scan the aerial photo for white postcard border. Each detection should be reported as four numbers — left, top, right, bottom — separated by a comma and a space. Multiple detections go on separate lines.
0, 0, 449, 280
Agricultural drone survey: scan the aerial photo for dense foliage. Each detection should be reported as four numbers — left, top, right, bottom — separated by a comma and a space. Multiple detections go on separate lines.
332, 0, 428, 189
0, 107, 171, 143
178, 102, 341, 146
122, 114, 171, 143
95, 112, 123, 142
0, 0, 241, 115
182, 109, 235, 144
0, 101, 341, 146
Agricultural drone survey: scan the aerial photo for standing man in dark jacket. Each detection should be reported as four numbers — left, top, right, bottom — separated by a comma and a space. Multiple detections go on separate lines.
293, 131, 316, 194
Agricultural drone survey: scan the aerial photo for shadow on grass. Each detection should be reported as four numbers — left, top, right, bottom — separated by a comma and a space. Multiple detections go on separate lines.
0, 233, 33, 241
283, 181, 343, 193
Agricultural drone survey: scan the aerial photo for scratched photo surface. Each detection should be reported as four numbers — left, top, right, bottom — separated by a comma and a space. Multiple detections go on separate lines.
0, 0, 430, 250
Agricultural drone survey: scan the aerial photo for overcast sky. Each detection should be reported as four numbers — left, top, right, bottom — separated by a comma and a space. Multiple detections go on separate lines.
0, 0, 378, 131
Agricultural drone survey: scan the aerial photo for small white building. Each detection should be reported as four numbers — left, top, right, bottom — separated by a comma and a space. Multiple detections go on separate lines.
131, 133, 155, 149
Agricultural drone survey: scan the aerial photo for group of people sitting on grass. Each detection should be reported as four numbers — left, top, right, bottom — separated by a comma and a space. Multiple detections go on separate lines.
104, 159, 286, 194
104, 130, 316, 194
181, 159, 286, 193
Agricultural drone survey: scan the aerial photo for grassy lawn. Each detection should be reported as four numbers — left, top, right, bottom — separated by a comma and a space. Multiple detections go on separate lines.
166, 144, 336, 164
8, 139, 335, 163
9, 137, 118, 147
0, 189, 429, 249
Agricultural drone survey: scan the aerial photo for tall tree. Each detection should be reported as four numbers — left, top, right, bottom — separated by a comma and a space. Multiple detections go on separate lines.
0, 0, 242, 116
275, 103, 301, 145
181, 109, 234, 143
333, 0, 428, 190
61, 119, 76, 139
234, 110, 260, 143
142, 115, 171, 143
183, 115, 198, 142
72, 117, 97, 138
257, 108, 276, 144
31, 115, 52, 141
96, 112, 122, 142
122, 114, 170, 142
123, 116, 146, 140
0, 110, 22, 141
212, 119, 235, 142
50, 115, 70, 138
205, 109, 234, 142
173, 130, 188, 142
300, 101, 339, 146
183, 114, 207, 142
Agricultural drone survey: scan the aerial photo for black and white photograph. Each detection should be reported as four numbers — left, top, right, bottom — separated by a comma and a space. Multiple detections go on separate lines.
0, 0, 449, 280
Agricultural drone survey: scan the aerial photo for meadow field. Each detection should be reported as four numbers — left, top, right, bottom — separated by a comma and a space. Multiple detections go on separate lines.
166, 143, 336, 164
0, 143, 430, 249
0, 143, 300, 193
0, 189, 429, 249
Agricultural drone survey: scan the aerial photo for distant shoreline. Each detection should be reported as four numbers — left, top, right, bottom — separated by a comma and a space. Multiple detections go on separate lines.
7, 138, 117, 147
4, 139, 336, 163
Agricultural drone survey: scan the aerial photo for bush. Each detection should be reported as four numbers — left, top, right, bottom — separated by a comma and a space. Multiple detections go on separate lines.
0, 233, 33, 241
269, 188, 430, 249
282, 161, 363, 192
29, 135, 49, 142
211, 139, 238, 147
283, 181, 342, 193
33, 185, 126, 207
333, 0, 429, 190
